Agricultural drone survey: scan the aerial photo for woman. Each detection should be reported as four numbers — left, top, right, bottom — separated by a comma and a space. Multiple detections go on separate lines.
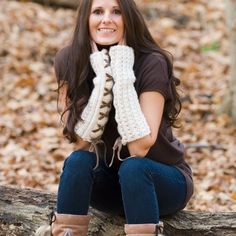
36, 0, 193, 235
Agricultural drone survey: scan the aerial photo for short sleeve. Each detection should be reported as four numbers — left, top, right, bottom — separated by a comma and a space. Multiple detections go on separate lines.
54, 45, 70, 82
135, 53, 172, 100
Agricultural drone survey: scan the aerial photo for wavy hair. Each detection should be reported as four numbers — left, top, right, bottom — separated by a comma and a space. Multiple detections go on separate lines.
58, 0, 181, 143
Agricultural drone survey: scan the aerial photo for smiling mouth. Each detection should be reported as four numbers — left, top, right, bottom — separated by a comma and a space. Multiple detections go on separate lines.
98, 28, 116, 33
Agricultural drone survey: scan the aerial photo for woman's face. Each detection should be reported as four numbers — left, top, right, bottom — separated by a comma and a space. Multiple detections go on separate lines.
89, 0, 124, 46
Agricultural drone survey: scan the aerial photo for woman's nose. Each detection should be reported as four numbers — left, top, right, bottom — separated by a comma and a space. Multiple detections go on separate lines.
102, 12, 112, 23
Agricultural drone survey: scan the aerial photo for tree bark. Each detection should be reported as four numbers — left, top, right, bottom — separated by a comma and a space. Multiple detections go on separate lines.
0, 185, 236, 236
11, 0, 145, 10
11, 0, 79, 9
222, 0, 236, 123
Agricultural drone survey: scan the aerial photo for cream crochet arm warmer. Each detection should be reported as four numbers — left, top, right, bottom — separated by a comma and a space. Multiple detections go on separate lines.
110, 45, 151, 145
74, 49, 113, 142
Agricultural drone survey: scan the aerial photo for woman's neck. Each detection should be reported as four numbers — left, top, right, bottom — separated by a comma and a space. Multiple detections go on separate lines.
96, 43, 118, 51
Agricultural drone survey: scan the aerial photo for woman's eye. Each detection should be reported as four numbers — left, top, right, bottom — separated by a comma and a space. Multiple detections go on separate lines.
93, 9, 103, 15
113, 9, 121, 15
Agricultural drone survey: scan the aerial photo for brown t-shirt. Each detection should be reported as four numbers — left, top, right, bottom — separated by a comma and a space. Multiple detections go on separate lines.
54, 45, 194, 207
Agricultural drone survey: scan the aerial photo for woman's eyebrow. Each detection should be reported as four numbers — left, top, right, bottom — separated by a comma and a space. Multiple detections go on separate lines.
91, 5, 120, 10
91, 6, 102, 10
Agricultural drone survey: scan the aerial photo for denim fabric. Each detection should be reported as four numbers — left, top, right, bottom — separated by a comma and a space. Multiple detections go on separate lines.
57, 150, 187, 224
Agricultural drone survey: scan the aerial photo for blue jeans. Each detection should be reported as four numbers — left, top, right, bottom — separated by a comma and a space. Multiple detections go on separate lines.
57, 150, 186, 224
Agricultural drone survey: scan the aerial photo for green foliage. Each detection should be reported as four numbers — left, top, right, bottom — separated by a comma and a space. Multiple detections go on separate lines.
201, 41, 220, 53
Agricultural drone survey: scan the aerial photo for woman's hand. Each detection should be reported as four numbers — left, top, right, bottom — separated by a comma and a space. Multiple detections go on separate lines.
109, 42, 151, 146
75, 40, 113, 143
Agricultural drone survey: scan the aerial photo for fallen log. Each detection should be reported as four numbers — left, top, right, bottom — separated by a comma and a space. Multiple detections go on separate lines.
11, 0, 79, 9
11, 0, 145, 10
0, 185, 235, 235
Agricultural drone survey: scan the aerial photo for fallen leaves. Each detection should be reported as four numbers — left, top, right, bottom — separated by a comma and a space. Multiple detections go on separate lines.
0, 0, 235, 212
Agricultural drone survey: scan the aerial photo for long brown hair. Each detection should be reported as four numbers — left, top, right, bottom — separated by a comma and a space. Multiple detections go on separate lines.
58, 0, 181, 143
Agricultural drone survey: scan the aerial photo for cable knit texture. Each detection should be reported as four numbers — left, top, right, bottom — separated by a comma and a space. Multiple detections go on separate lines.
110, 45, 151, 145
74, 49, 114, 142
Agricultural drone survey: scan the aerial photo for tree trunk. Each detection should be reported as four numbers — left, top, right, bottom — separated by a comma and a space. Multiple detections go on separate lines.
222, 0, 236, 123
11, 0, 146, 10
0, 185, 236, 236
12, 0, 79, 9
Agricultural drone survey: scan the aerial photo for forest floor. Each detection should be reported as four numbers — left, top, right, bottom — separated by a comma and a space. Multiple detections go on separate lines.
0, 0, 235, 212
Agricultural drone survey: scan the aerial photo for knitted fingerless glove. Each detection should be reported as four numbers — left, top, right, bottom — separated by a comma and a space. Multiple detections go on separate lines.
110, 45, 151, 145
75, 49, 113, 142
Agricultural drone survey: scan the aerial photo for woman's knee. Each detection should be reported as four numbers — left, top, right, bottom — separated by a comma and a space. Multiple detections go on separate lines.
63, 150, 96, 172
118, 158, 149, 184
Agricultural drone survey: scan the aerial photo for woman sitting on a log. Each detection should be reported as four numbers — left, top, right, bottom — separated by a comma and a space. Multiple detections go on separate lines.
36, 0, 193, 235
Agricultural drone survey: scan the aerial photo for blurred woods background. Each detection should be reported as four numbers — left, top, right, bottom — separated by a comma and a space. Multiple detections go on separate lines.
0, 0, 235, 212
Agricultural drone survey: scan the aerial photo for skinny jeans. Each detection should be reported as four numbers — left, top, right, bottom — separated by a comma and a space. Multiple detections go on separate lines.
57, 150, 187, 224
